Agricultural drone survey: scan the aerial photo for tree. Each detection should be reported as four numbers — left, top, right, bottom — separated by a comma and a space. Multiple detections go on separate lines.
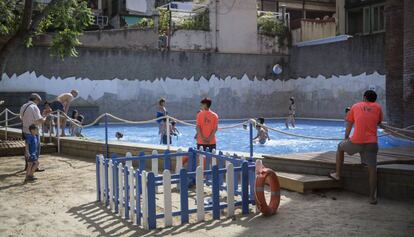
0, 0, 93, 73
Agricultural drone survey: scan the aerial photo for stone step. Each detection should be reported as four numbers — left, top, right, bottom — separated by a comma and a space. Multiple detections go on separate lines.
276, 171, 341, 193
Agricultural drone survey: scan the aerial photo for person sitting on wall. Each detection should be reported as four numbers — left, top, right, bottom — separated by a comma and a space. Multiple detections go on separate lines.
50, 89, 79, 136
329, 90, 383, 205
196, 98, 219, 152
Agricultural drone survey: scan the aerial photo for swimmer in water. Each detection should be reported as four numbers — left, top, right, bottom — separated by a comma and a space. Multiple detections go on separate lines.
253, 124, 270, 144
115, 132, 123, 140
285, 97, 296, 129
171, 120, 180, 136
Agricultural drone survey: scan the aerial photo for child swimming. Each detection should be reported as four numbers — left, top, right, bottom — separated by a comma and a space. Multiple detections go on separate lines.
253, 124, 270, 144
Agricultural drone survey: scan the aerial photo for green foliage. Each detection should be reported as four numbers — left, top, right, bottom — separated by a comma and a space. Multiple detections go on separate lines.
39, 0, 94, 58
0, 0, 93, 59
177, 10, 209, 31
158, 8, 170, 35
257, 13, 290, 46
130, 17, 155, 29
0, 0, 21, 36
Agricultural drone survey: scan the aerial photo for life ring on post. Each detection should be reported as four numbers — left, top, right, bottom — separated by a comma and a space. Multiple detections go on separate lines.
255, 168, 281, 216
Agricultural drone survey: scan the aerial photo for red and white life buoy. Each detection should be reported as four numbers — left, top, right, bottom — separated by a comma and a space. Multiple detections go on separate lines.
255, 168, 281, 216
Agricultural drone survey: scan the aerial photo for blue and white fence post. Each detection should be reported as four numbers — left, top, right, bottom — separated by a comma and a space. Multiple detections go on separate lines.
104, 113, 109, 159
249, 121, 253, 161
96, 155, 101, 202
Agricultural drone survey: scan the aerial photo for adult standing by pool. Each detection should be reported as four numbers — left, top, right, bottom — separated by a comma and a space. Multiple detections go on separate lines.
196, 98, 219, 152
156, 98, 168, 143
285, 96, 296, 129
329, 90, 383, 204
20, 93, 48, 172
50, 90, 79, 136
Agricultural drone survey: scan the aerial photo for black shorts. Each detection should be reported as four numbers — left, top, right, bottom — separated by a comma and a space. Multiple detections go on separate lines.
197, 144, 216, 152
50, 101, 64, 111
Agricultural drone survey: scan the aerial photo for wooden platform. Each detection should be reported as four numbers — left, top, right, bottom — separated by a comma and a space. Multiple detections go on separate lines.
264, 147, 414, 166
0, 140, 57, 156
277, 171, 341, 193
264, 147, 414, 200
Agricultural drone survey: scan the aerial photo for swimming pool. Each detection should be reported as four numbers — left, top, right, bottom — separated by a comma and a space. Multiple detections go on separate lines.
82, 119, 413, 155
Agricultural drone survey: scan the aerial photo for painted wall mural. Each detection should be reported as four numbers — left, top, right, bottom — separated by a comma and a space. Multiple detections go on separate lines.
0, 71, 386, 120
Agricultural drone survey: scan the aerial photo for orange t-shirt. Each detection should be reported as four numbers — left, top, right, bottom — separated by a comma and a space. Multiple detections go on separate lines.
347, 102, 383, 144
196, 109, 219, 145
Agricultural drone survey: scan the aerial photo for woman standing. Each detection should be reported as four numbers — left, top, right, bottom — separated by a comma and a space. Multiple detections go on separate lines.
285, 97, 296, 129
156, 98, 168, 143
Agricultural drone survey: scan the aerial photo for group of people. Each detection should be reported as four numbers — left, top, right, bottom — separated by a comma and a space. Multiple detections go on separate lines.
154, 90, 384, 204
19, 90, 79, 182
16, 88, 384, 204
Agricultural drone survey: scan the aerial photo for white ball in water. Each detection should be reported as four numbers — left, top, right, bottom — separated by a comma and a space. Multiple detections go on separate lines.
273, 64, 282, 75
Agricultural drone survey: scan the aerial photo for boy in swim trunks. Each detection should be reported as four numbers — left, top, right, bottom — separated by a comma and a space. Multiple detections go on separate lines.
25, 124, 40, 182
330, 90, 383, 204
253, 124, 270, 144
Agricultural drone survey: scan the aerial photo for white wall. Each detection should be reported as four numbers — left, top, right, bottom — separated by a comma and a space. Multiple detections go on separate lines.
170, 30, 212, 51
0, 71, 386, 120
216, 0, 258, 54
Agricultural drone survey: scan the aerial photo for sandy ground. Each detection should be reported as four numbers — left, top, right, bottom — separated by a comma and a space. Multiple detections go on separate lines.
1, 154, 414, 237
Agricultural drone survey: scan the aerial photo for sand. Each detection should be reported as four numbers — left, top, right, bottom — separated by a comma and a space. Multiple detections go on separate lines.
0, 154, 413, 237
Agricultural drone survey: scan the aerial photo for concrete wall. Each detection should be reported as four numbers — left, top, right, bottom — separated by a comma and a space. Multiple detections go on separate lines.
0, 34, 386, 121
170, 30, 212, 51
216, 0, 259, 54
170, 29, 284, 54
0, 70, 385, 121
35, 28, 159, 50
292, 19, 336, 44
289, 34, 385, 78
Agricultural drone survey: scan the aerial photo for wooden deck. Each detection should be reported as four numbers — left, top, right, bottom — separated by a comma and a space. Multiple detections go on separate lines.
263, 147, 414, 166
277, 171, 341, 193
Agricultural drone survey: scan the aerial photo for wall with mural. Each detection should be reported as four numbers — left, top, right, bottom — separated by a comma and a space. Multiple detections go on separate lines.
0, 35, 385, 121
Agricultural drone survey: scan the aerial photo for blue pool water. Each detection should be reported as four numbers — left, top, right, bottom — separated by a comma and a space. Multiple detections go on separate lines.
82, 119, 413, 155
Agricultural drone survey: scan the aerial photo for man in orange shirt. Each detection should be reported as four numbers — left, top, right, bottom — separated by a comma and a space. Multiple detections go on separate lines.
330, 90, 383, 204
196, 98, 219, 152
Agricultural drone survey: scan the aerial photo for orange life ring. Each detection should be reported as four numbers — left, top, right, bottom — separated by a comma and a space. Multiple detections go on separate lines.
255, 168, 281, 216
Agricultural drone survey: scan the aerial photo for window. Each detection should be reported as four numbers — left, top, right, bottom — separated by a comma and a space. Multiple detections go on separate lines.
346, 3, 385, 35
363, 7, 370, 34
372, 4, 385, 33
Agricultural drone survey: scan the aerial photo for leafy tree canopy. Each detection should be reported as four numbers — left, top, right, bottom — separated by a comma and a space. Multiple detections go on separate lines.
0, 0, 93, 71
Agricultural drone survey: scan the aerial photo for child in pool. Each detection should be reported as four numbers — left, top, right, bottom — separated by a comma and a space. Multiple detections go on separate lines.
171, 121, 180, 136
73, 115, 84, 137
253, 124, 270, 144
